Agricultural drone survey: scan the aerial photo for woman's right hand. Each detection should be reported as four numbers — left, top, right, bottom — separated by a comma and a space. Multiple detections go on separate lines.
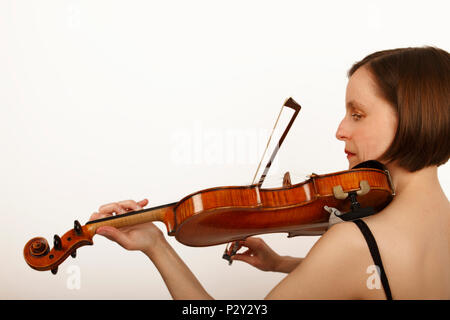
230, 237, 283, 272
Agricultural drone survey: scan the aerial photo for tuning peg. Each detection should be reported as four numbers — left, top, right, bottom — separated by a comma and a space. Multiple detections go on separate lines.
51, 267, 58, 275
74, 220, 82, 235
53, 234, 62, 250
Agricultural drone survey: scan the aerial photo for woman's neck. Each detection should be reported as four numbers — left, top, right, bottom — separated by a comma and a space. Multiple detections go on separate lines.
386, 163, 448, 208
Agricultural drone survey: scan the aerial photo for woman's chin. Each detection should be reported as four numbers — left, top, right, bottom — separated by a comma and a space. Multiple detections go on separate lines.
347, 156, 359, 169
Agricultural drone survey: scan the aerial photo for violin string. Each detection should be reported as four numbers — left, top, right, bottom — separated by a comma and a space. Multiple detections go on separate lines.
251, 104, 285, 186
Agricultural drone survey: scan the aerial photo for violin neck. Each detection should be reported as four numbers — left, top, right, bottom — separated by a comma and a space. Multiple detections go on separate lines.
85, 202, 177, 235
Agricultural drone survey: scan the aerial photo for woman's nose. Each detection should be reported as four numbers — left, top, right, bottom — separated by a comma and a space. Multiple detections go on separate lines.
335, 119, 349, 141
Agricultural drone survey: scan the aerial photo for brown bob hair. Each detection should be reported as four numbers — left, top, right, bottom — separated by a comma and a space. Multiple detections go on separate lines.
348, 46, 450, 172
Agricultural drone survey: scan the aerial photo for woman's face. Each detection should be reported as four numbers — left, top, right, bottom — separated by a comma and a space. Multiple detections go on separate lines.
336, 66, 398, 169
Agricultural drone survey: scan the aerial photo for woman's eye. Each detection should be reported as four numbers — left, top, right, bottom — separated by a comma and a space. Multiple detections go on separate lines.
351, 113, 362, 121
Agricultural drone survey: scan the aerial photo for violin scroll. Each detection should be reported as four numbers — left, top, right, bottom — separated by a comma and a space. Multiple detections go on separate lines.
23, 221, 94, 274
28, 237, 49, 256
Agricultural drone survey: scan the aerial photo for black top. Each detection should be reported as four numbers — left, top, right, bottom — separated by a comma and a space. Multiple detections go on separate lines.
352, 219, 393, 300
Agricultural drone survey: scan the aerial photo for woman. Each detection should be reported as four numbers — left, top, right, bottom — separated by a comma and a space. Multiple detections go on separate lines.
90, 46, 450, 299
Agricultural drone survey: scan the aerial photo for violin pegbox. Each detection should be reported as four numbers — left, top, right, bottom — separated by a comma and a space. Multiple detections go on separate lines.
23, 220, 94, 274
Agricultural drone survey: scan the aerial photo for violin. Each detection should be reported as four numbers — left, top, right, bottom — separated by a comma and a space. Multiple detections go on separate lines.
23, 98, 395, 274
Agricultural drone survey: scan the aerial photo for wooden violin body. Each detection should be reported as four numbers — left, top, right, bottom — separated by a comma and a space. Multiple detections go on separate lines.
172, 164, 393, 246
24, 160, 394, 273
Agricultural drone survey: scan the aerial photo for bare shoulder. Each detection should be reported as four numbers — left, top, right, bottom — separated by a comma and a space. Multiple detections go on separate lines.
266, 221, 374, 299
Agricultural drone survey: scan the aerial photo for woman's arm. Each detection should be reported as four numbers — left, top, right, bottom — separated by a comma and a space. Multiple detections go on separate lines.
90, 199, 212, 299
143, 235, 213, 299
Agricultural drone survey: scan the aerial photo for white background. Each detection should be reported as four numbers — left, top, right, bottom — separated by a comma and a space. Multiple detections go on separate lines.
1, 0, 449, 299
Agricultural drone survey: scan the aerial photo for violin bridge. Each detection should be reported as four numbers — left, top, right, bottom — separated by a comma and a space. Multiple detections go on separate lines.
283, 172, 292, 187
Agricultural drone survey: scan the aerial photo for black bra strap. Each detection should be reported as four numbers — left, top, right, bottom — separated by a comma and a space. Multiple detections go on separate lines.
352, 219, 393, 300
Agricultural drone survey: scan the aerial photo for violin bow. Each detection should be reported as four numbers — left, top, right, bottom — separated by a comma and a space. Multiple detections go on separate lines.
251, 97, 301, 188
223, 97, 301, 264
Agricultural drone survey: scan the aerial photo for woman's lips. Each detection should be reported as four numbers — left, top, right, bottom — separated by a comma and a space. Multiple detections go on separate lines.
345, 150, 356, 158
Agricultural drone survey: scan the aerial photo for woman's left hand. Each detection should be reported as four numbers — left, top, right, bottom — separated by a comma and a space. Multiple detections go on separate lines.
89, 198, 165, 253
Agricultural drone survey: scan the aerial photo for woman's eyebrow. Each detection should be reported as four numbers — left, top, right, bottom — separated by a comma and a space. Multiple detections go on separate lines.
346, 100, 367, 110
